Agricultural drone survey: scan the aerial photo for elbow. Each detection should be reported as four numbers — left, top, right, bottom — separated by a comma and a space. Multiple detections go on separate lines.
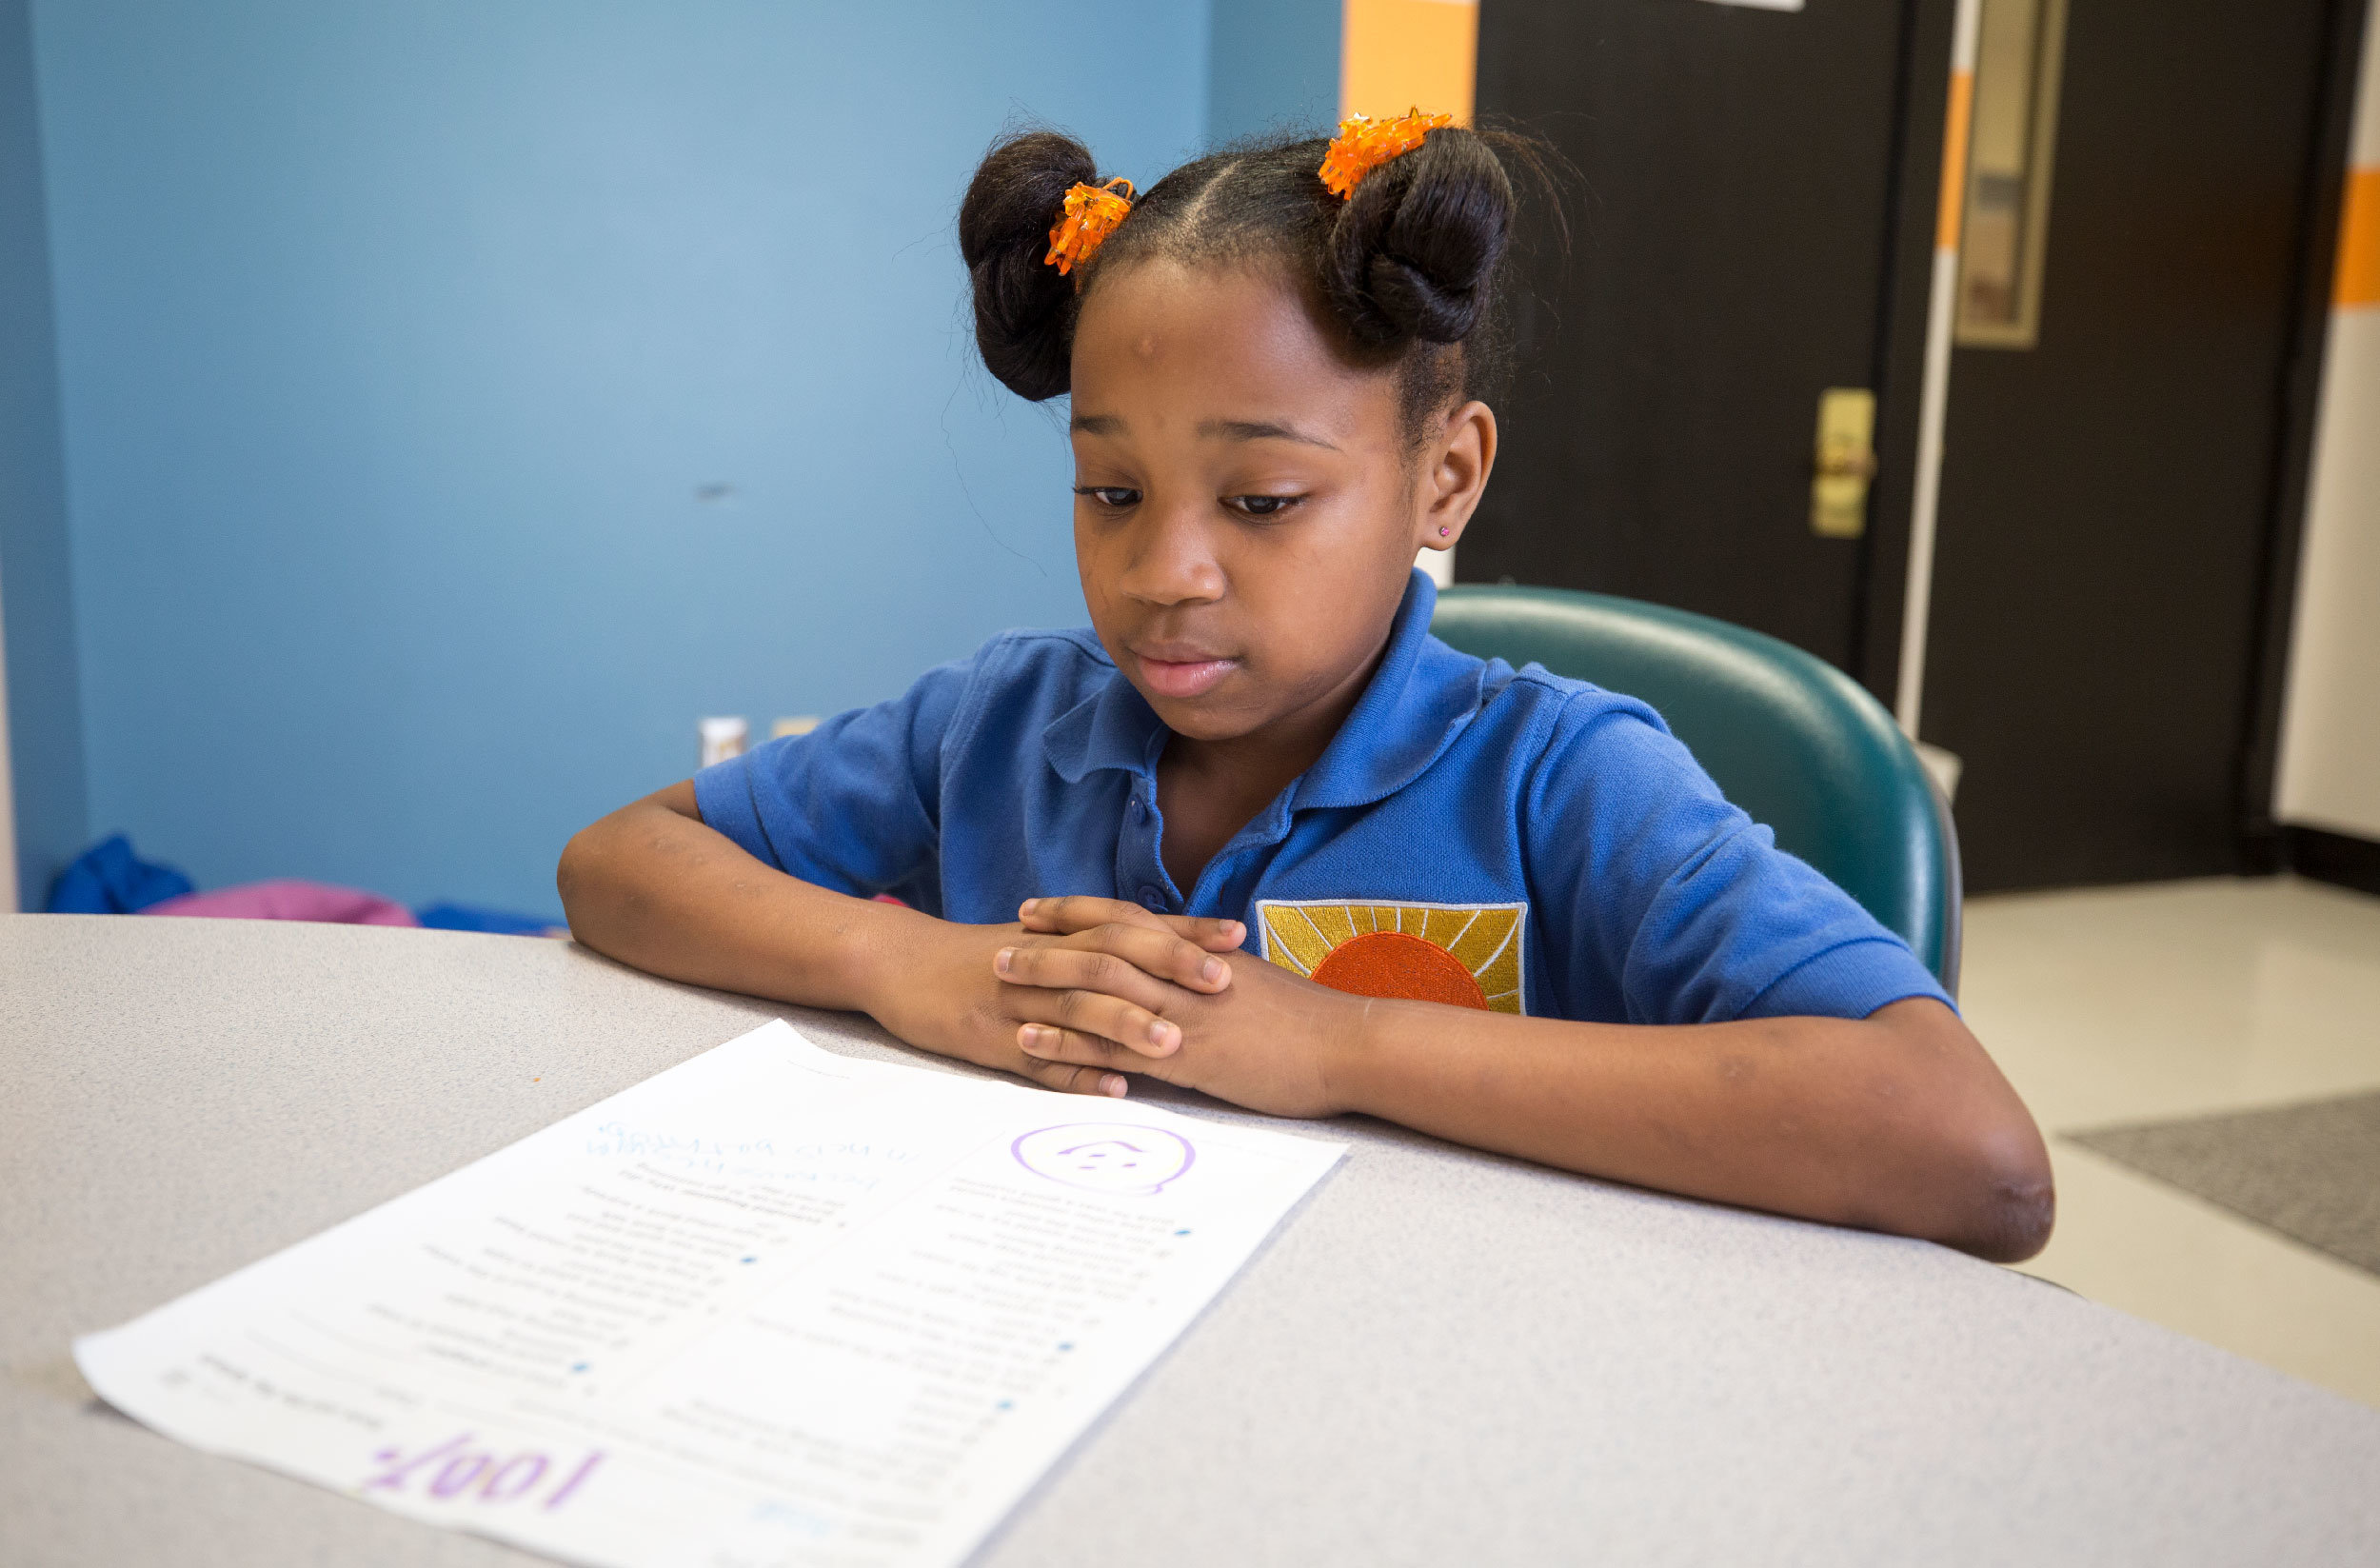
554, 821, 609, 935
556, 785, 704, 951
1947, 1113, 2056, 1263
555, 826, 589, 910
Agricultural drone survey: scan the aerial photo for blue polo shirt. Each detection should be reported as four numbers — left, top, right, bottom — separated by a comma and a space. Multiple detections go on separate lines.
693, 570, 1950, 1024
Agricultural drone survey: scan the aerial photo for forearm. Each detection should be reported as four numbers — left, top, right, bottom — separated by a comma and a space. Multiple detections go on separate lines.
555, 784, 917, 1013
1331, 998, 2053, 1260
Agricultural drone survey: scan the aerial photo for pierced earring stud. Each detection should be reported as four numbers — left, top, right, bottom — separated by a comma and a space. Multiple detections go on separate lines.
1438, 526, 1451, 537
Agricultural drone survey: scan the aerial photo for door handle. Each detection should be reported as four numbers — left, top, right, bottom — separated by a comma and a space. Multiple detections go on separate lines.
1811, 387, 1876, 538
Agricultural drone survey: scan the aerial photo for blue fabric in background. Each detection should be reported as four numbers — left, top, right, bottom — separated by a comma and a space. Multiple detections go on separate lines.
415, 903, 564, 937
45, 833, 192, 913
44, 833, 561, 933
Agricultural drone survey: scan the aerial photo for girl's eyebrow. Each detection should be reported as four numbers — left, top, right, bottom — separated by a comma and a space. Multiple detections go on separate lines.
1197, 418, 1340, 450
1069, 412, 1341, 452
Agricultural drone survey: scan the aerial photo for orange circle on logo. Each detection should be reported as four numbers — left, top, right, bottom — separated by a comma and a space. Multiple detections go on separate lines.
1307, 930, 1489, 1010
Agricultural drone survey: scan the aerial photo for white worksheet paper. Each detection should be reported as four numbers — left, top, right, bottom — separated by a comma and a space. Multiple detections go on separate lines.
75, 1020, 1345, 1568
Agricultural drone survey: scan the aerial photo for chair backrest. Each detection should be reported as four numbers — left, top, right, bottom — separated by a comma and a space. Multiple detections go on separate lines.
1431, 585, 1961, 992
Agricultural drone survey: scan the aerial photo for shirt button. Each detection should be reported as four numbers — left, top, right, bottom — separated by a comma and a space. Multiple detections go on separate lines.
1138, 887, 1166, 911
1129, 798, 1146, 820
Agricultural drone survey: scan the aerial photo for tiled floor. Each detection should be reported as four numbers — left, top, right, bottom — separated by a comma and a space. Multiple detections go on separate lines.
1960, 875, 2380, 1408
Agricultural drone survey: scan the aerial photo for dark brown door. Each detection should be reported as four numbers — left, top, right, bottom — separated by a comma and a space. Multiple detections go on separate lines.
1468, 0, 1951, 689
1922, 0, 2352, 889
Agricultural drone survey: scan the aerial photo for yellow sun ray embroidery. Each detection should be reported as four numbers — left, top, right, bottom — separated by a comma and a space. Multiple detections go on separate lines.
1257, 900, 1527, 1014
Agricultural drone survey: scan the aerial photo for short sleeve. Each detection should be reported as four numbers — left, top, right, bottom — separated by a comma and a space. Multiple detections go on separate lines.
690, 653, 976, 915
1521, 698, 1953, 1024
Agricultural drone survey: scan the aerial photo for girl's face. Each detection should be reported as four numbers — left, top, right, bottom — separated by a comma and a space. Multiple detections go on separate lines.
1066, 260, 1493, 749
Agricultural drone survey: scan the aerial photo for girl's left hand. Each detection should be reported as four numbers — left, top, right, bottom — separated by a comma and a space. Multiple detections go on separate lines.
1002, 896, 1360, 1118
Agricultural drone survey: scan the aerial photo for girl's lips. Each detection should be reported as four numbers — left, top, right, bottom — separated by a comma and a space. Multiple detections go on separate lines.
1135, 652, 1239, 700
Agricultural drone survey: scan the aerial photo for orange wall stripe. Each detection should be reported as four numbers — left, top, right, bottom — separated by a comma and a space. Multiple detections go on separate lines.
2338, 169, 2380, 309
1341, 0, 1478, 124
1936, 69, 1973, 253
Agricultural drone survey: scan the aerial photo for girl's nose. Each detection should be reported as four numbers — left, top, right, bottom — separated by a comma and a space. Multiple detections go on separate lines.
1117, 500, 1225, 606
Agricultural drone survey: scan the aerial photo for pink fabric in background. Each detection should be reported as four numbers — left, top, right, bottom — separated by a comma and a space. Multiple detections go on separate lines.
140, 880, 420, 926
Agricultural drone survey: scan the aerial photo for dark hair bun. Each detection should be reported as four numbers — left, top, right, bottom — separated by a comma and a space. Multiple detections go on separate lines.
1324, 127, 1514, 349
959, 130, 1100, 401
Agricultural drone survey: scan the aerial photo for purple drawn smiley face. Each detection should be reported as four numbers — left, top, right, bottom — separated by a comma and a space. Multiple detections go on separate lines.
1010, 1123, 1197, 1196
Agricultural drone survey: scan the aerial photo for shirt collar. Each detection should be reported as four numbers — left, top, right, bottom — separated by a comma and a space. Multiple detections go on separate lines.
1042, 647, 1168, 784
1041, 568, 1483, 805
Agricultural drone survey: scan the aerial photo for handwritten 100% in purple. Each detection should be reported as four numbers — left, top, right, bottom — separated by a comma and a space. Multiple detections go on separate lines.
366, 1434, 605, 1511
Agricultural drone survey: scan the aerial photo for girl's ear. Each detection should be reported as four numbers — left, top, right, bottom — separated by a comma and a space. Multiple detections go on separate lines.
1417, 400, 1498, 555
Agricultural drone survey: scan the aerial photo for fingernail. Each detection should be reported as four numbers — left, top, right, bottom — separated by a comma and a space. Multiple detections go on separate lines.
1019, 1025, 1047, 1053
1200, 958, 1225, 985
995, 947, 1014, 975
1148, 1020, 1179, 1049
1020, 899, 1039, 915
1103, 1074, 1128, 1097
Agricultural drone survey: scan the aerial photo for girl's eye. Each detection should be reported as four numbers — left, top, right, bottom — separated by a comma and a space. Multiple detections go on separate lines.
1227, 493, 1304, 519
1073, 486, 1140, 509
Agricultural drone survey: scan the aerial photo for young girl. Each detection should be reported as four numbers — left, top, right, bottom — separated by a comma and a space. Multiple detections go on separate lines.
559, 120, 2053, 1262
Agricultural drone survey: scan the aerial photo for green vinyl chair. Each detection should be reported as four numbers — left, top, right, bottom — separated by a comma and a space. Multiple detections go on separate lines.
1431, 584, 1961, 994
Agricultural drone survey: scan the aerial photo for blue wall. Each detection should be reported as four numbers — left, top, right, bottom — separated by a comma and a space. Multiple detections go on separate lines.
0, 0, 83, 910
26, 1, 1209, 915
1207, 0, 1339, 146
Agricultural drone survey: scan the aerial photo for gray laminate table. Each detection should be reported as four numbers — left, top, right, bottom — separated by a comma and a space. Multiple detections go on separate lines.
5, 913, 2377, 1566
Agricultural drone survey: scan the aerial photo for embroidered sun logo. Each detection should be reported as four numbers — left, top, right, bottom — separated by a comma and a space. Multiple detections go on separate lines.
1256, 900, 1526, 1014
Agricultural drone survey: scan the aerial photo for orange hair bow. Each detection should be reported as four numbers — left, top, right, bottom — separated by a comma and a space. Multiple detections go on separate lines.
1044, 177, 1136, 275
1319, 109, 1453, 199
